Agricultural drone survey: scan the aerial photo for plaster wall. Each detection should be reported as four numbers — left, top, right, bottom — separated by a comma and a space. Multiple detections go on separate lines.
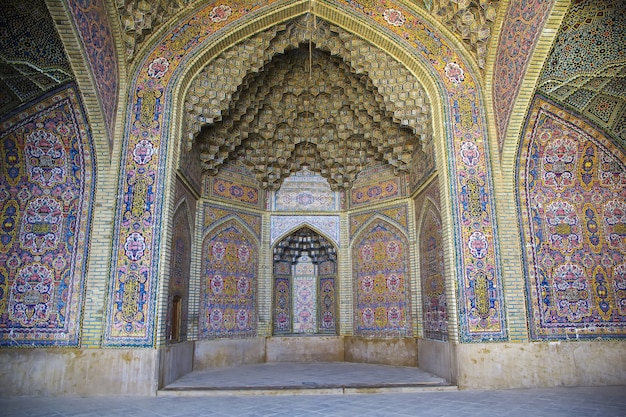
158, 341, 194, 389
344, 337, 417, 367
0, 348, 158, 397
193, 338, 265, 370
266, 336, 344, 363
418, 339, 455, 383
457, 341, 626, 389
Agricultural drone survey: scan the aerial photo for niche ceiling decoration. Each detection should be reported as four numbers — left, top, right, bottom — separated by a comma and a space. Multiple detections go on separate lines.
187, 16, 431, 191
536, 0, 626, 150
115, 0, 500, 70
0, 0, 74, 118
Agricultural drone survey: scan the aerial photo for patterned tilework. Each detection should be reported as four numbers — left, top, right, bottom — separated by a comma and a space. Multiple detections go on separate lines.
414, 179, 448, 341
319, 276, 337, 334
337, 0, 506, 341
199, 220, 257, 338
165, 200, 192, 343
210, 177, 260, 207
353, 166, 405, 203
273, 275, 290, 334
353, 220, 412, 337
0, 84, 95, 346
0, 0, 74, 117
351, 177, 402, 206
270, 216, 340, 247
537, 0, 626, 150
350, 204, 408, 238
110, 0, 505, 344
67, 0, 118, 149
292, 268, 316, 334
203, 204, 261, 240
419, 206, 449, 340
492, 0, 554, 151
517, 95, 626, 340
272, 168, 341, 211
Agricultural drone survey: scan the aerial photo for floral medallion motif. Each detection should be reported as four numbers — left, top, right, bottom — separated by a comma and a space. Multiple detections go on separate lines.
444, 62, 465, 85
147, 57, 170, 79
210, 5, 232, 22
20, 197, 62, 255
133, 139, 156, 165
541, 136, 577, 190
545, 200, 581, 253
25, 130, 66, 187
467, 231, 488, 259
383, 9, 405, 26
124, 232, 146, 261
8, 263, 54, 327
553, 263, 591, 322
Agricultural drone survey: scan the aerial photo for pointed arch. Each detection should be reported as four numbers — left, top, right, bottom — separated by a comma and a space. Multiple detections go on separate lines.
417, 198, 449, 341
105, 0, 506, 346
351, 217, 412, 337
199, 218, 259, 339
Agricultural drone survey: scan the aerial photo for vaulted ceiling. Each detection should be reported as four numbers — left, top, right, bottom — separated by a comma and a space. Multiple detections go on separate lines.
2, 0, 624, 163
0, 0, 74, 118
189, 16, 430, 190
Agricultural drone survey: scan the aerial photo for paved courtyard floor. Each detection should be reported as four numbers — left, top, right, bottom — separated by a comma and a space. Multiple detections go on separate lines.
2, 386, 625, 416
1, 362, 624, 416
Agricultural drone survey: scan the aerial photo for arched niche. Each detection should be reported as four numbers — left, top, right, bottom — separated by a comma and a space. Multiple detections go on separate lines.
272, 226, 338, 336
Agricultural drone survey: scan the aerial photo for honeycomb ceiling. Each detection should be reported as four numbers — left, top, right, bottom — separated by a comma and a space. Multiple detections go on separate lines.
536, 0, 626, 149
0, 0, 74, 118
189, 16, 430, 191
273, 226, 336, 264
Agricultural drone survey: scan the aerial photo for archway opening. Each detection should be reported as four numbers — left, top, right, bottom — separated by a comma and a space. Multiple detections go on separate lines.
272, 227, 338, 336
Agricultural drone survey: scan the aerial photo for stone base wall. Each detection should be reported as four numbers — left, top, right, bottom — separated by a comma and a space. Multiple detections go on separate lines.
344, 337, 417, 367
0, 348, 158, 397
3, 339, 624, 396
266, 336, 344, 362
456, 341, 626, 389
158, 341, 194, 389
418, 338, 455, 383
193, 338, 266, 370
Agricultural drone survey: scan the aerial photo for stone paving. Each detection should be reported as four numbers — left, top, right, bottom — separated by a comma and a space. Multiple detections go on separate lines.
161, 362, 450, 394
1, 363, 625, 416
2, 386, 625, 416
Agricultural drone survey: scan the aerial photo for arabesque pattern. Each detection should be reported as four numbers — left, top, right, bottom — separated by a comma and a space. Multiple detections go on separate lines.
0, 85, 95, 346
518, 96, 626, 339
107, 0, 505, 345
199, 221, 257, 338
353, 220, 412, 337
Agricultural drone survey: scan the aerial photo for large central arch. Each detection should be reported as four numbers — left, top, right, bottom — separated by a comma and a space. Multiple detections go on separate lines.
103, 0, 505, 347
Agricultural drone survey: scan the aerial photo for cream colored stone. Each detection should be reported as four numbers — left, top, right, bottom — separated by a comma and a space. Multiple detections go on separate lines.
345, 337, 417, 367
0, 348, 158, 397
266, 336, 344, 363
456, 341, 626, 389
